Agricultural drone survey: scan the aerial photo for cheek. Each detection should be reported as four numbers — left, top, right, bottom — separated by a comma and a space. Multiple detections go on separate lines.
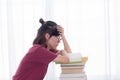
49, 38, 58, 46
48, 38, 55, 44
51, 39, 57, 45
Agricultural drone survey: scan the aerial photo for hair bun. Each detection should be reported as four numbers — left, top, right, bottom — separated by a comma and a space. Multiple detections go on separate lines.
39, 18, 45, 24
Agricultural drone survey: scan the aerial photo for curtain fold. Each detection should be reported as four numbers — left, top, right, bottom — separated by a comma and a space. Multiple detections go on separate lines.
108, 0, 120, 79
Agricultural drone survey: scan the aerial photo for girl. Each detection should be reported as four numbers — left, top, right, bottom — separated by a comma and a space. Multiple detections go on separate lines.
13, 18, 72, 80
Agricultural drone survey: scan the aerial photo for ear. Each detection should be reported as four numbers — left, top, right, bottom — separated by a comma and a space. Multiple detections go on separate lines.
45, 33, 50, 40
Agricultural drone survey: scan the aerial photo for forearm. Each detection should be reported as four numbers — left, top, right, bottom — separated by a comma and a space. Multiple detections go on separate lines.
57, 25, 72, 53
55, 50, 70, 64
61, 35, 72, 53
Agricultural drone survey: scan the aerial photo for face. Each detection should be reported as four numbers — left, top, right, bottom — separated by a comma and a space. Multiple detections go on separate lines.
46, 34, 61, 50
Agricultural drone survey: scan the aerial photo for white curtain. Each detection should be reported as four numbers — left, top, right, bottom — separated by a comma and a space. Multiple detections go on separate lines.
0, 0, 120, 80
45, 0, 120, 79
0, 0, 47, 79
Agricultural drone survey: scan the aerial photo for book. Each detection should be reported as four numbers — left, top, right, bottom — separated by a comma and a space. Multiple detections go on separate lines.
61, 62, 85, 67
60, 71, 87, 80
61, 66, 85, 74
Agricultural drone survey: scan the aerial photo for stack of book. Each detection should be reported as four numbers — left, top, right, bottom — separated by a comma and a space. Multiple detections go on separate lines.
60, 55, 88, 80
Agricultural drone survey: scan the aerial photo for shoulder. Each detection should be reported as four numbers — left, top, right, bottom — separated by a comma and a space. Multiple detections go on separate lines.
29, 44, 45, 51
28, 44, 57, 55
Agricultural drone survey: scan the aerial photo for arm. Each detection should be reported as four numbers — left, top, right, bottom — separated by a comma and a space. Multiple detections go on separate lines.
53, 50, 69, 64
53, 25, 72, 64
57, 25, 72, 53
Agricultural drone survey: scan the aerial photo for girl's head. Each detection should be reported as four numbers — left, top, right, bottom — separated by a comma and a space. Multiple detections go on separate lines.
33, 18, 61, 50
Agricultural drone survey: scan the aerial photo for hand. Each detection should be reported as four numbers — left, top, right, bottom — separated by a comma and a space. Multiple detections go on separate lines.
57, 50, 67, 55
57, 25, 64, 37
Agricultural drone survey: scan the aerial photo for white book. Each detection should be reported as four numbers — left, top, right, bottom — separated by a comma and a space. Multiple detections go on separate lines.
68, 52, 82, 62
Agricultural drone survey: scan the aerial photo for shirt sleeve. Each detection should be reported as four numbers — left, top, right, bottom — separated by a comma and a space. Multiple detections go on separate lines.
27, 46, 58, 64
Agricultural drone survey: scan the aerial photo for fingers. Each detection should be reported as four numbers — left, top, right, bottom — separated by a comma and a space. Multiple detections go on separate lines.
57, 25, 64, 35
56, 50, 63, 55
57, 50, 67, 55
56, 50, 62, 55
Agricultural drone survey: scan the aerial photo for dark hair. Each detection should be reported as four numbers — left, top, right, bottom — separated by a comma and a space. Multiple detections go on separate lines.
33, 18, 60, 47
